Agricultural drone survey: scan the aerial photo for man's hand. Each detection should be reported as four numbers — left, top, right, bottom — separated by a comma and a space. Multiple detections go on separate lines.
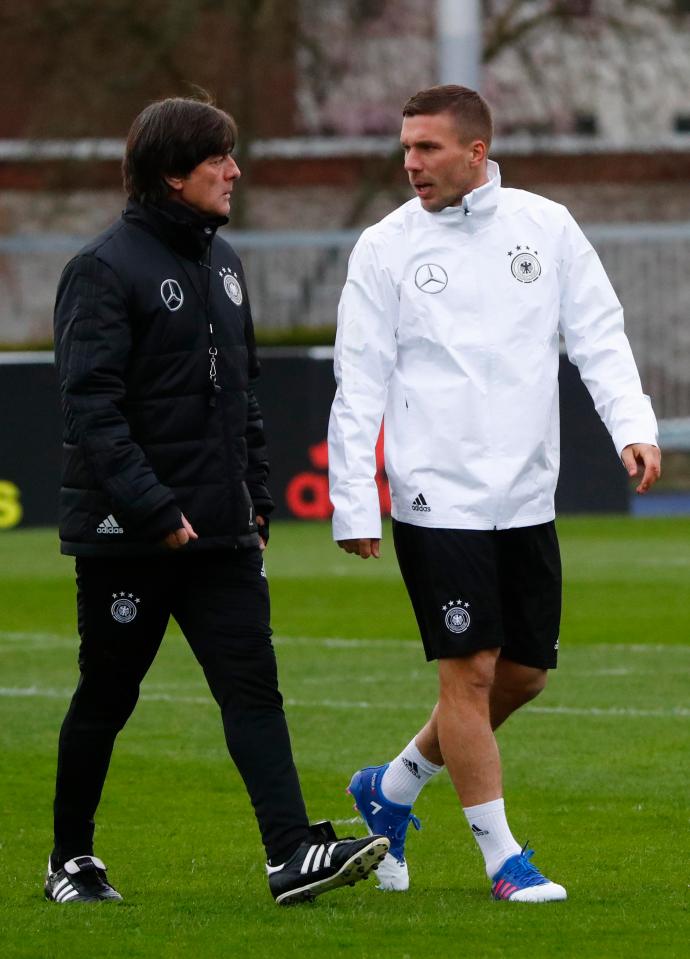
621, 443, 661, 494
162, 513, 199, 549
257, 514, 267, 551
337, 538, 381, 559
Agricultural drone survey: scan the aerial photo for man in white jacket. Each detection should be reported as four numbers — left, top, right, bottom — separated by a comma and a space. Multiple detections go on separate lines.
328, 85, 661, 902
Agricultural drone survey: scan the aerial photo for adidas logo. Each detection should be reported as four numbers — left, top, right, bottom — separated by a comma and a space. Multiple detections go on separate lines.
471, 824, 489, 837
266, 842, 337, 878
97, 514, 124, 535
411, 493, 431, 512
299, 842, 337, 875
402, 757, 421, 779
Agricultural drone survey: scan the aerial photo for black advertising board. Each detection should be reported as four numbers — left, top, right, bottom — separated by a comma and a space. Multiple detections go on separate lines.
254, 351, 390, 522
0, 358, 62, 529
0, 352, 627, 531
557, 355, 629, 513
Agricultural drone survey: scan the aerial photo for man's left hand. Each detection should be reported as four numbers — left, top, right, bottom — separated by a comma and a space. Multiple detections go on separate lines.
621, 443, 661, 494
257, 515, 268, 551
162, 512, 198, 549
337, 538, 381, 559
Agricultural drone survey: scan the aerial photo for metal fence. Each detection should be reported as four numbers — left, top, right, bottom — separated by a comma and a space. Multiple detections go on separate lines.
0, 222, 689, 418
228, 229, 357, 333
584, 223, 690, 425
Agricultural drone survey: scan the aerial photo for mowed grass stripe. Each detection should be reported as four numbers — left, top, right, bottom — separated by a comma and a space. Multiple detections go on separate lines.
3, 628, 690, 651
1, 684, 688, 718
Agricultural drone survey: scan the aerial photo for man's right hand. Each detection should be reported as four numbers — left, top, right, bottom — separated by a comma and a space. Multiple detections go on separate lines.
337, 538, 381, 559
162, 513, 199, 550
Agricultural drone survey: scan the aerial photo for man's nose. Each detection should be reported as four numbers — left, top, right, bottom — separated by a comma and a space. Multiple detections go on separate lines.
225, 157, 241, 180
404, 150, 421, 172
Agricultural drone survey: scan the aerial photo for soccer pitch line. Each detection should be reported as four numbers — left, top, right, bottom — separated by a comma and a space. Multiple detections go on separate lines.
1, 685, 688, 718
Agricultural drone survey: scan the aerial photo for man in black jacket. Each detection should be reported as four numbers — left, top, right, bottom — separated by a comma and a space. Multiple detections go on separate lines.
46, 96, 387, 906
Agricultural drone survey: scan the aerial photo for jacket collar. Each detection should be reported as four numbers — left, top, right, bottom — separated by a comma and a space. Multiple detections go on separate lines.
123, 199, 228, 262
424, 159, 501, 225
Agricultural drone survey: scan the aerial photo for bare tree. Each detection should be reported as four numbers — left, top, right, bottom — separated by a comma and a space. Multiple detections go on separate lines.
0, 0, 299, 225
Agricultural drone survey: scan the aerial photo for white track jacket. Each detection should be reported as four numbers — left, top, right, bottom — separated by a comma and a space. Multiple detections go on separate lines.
328, 161, 658, 539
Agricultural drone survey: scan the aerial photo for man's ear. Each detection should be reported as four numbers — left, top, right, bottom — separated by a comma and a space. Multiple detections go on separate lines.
164, 174, 184, 193
469, 139, 487, 167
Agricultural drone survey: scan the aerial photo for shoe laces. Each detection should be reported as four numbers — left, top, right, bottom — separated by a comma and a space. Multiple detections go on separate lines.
499, 843, 548, 889
392, 812, 421, 841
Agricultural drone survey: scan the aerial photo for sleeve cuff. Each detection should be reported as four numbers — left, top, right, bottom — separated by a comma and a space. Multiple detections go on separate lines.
136, 502, 183, 542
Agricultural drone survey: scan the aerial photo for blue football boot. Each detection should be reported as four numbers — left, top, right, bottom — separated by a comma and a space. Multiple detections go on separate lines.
347, 763, 421, 891
491, 845, 567, 902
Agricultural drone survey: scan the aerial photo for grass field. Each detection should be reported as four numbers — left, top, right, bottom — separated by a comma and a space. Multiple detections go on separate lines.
1, 518, 688, 959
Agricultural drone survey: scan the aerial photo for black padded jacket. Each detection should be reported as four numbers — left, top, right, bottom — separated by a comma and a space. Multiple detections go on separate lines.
53, 199, 273, 556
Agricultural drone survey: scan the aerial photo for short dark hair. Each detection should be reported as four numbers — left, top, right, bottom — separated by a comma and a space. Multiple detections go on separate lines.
402, 85, 493, 148
122, 96, 238, 204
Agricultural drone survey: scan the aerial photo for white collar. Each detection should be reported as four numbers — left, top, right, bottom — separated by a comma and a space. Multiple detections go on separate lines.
424, 159, 501, 223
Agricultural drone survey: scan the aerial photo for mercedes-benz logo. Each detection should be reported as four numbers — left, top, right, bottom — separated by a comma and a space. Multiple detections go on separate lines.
160, 278, 184, 312
414, 263, 448, 294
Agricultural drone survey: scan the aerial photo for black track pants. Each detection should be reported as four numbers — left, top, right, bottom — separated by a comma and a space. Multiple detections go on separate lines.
52, 548, 309, 865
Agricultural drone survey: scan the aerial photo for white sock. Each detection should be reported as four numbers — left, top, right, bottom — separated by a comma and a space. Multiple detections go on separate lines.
463, 797, 521, 879
380, 738, 443, 806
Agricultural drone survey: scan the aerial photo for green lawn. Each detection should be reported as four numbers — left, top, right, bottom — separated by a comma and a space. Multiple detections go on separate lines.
0, 518, 688, 959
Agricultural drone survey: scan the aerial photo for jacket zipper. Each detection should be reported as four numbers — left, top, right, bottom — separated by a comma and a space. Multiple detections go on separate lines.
199, 233, 255, 543
198, 231, 222, 407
